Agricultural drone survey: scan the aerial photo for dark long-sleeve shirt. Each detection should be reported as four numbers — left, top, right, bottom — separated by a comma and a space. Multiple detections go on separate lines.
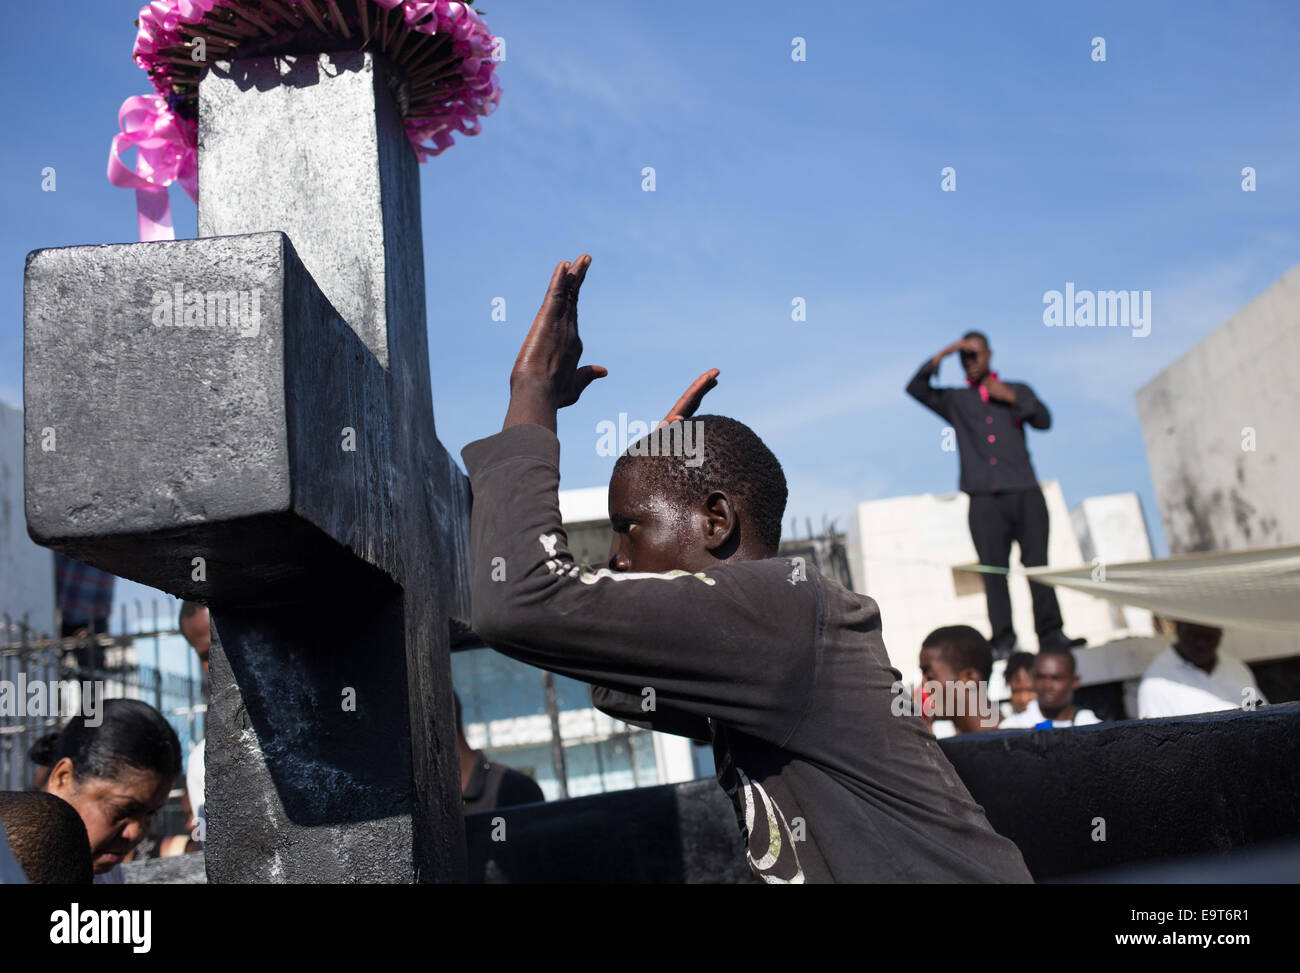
462, 423, 1032, 884
906, 359, 1051, 494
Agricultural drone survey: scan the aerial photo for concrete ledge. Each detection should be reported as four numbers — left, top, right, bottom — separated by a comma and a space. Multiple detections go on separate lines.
941, 701, 1300, 879
466, 778, 757, 884
127, 705, 1300, 883
465, 704, 1300, 883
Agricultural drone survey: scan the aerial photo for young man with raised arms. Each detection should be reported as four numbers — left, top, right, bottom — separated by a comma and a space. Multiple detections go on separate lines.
462, 255, 1031, 883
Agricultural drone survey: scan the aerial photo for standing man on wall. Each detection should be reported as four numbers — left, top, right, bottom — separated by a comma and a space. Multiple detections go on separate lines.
906, 332, 1084, 658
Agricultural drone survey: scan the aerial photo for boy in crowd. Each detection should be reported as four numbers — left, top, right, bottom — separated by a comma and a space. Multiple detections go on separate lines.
462, 254, 1031, 883
1004, 651, 1037, 718
918, 625, 1001, 733
1000, 649, 1100, 728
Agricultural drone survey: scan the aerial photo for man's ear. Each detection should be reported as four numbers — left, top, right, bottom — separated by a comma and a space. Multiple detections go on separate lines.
701, 490, 738, 553
958, 667, 984, 686
1072, 674, 1082, 691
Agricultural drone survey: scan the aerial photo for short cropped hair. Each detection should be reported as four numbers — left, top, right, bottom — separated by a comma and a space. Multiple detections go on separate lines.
1036, 646, 1077, 676
612, 415, 788, 552
1004, 651, 1036, 681
0, 791, 93, 884
962, 330, 989, 348
921, 625, 994, 683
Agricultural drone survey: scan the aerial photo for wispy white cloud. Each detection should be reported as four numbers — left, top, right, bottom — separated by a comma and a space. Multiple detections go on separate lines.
1027, 251, 1293, 411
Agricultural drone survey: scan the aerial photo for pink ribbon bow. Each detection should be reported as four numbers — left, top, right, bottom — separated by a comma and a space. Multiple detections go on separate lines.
110, 0, 504, 228
107, 94, 198, 241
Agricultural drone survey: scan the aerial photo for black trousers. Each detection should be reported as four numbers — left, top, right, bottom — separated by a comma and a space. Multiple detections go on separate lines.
967, 487, 1063, 644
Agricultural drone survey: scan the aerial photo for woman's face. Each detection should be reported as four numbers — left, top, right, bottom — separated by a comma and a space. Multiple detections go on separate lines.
45, 757, 172, 874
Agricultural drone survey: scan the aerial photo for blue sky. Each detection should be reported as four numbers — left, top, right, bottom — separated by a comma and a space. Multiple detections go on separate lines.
2, 1, 1298, 651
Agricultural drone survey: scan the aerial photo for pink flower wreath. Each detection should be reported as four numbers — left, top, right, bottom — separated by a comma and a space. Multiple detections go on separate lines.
109, 0, 502, 240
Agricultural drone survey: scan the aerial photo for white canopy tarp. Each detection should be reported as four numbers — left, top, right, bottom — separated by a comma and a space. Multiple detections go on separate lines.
960, 545, 1300, 636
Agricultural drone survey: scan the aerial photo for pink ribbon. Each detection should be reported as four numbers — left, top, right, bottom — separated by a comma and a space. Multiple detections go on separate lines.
107, 95, 198, 241
112, 1, 504, 219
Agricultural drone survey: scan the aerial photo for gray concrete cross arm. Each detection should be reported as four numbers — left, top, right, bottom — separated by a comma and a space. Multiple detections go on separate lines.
24, 231, 406, 606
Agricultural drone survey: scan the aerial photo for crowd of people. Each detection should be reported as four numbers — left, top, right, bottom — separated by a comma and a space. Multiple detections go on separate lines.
0, 256, 1280, 885
5, 556, 1268, 885
0, 597, 549, 884
915, 619, 1266, 736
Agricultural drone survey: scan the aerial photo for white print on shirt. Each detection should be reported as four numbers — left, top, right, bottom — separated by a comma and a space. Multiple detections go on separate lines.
536, 534, 717, 586
737, 768, 806, 884
715, 739, 805, 884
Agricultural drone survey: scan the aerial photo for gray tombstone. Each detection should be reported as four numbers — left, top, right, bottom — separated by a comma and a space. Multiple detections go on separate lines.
23, 51, 472, 882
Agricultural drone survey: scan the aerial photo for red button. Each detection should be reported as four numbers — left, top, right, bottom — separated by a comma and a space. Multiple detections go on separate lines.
985, 416, 993, 424
990, 458, 998, 465
988, 434, 996, 443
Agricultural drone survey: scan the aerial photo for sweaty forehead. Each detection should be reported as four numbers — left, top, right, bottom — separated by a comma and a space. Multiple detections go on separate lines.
609, 463, 680, 516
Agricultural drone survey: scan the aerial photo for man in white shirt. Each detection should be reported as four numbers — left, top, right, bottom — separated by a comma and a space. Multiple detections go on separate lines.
1138, 622, 1266, 719
1000, 649, 1101, 729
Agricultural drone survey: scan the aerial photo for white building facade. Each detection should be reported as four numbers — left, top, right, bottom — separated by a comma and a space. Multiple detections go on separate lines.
848, 481, 1156, 691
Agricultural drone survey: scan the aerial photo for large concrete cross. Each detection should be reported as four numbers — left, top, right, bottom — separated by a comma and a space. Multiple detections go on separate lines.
24, 50, 472, 882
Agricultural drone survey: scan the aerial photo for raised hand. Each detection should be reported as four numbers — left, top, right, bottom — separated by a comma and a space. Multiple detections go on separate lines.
504, 255, 607, 431
931, 338, 979, 368
658, 368, 720, 428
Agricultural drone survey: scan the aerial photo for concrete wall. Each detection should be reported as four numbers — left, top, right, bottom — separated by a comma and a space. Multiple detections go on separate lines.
1137, 263, 1300, 556
0, 403, 55, 635
1136, 263, 1300, 668
849, 480, 1141, 687
1070, 493, 1155, 637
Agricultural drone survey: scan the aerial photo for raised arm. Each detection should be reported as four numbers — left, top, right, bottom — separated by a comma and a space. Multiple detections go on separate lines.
465, 256, 815, 743
502, 254, 606, 433
906, 340, 970, 421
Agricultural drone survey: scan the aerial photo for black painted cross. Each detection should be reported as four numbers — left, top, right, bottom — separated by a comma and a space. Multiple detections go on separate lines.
24, 51, 472, 882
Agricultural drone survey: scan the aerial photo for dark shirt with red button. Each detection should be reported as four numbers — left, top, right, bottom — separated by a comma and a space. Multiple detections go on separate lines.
906, 359, 1051, 493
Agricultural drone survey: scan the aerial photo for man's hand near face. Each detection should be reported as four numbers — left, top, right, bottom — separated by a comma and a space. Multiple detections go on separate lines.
982, 376, 1018, 405
926, 336, 982, 369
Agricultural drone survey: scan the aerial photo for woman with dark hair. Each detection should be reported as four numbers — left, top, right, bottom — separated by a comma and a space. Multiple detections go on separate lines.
27, 731, 61, 791
43, 698, 182, 882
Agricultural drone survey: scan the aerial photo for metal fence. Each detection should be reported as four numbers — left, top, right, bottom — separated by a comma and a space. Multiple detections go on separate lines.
780, 518, 854, 591
0, 606, 206, 796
